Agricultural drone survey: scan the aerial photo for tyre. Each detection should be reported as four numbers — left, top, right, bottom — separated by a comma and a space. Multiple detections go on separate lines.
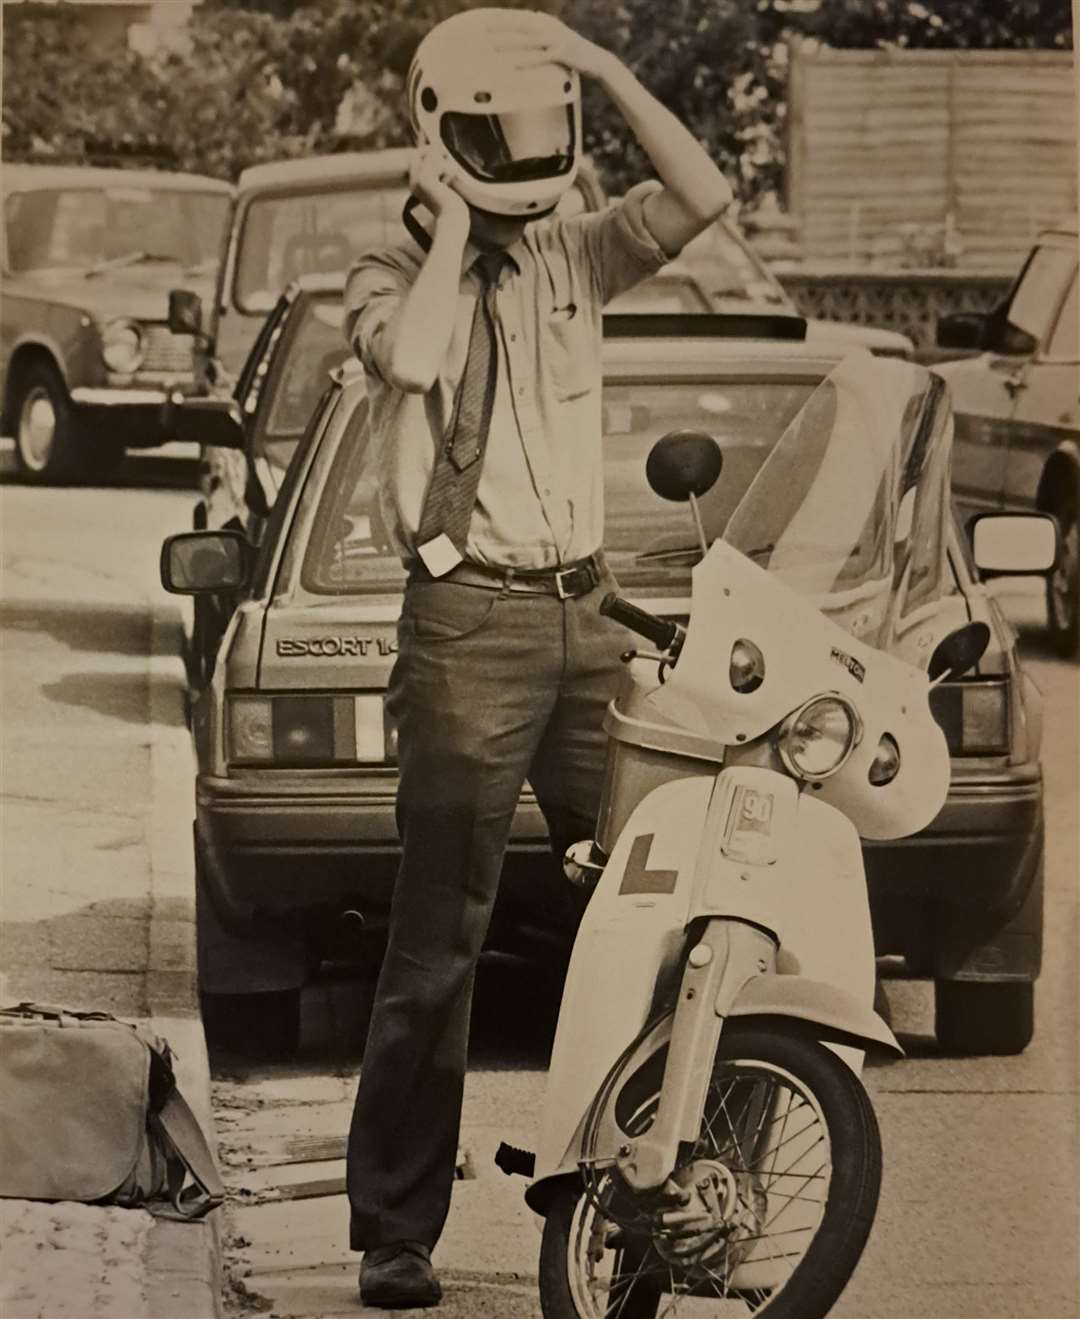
12, 360, 107, 484
195, 833, 306, 1056
1046, 485, 1079, 657
539, 1023, 882, 1319
934, 979, 1034, 1056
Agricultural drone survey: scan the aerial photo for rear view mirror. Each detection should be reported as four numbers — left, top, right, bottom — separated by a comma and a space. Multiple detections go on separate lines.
970, 512, 1059, 577
168, 288, 204, 337
646, 431, 723, 502
935, 312, 986, 352
928, 622, 991, 682
160, 530, 251, 595
169, 397, 246, 450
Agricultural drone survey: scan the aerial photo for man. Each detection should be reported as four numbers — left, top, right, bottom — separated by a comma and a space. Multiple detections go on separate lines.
343, 8, 734, 1307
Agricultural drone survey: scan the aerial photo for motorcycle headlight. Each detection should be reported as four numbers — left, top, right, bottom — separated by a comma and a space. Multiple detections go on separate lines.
777, 695, 862, 782
101, 319, 144, 373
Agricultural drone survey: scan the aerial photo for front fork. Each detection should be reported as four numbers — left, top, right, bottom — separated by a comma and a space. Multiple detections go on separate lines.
615, 919, 777, 1193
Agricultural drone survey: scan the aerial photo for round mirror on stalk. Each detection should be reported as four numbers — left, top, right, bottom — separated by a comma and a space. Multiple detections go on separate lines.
646, 431, 723, 557
646, 430, 723, 501
928, 622, 990, 682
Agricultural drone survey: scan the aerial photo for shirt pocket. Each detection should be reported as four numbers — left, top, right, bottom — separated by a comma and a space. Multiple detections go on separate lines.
543, 307, 595, 403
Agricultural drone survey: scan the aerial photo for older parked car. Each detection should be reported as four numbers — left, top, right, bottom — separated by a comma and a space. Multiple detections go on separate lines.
163, 315, 1050, 1058
0, 164, 232, 481
935, 221, 1079, 654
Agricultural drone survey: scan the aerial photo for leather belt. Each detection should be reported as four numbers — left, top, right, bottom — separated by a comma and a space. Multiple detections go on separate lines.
410, 552, 605, 600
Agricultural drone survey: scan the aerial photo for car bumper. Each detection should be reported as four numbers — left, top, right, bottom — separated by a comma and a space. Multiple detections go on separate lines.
70, 384, 194, 446
865, 761, 1043, 980
197, 759, 1043, 973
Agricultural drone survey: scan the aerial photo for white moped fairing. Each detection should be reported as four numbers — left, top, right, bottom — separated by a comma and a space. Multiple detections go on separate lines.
649, 541, 950, 839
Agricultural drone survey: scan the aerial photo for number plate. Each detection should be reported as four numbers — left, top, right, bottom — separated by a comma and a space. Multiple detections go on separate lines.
721, 783, 776, 865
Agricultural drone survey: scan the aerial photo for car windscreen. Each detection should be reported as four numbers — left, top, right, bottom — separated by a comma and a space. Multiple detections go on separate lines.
298, 375, 819, 597
262, 297, 348, 448
4, 187, 229, 273
606, 277, 713, 314
234, 185, 409, 313
679, 219, 790, 310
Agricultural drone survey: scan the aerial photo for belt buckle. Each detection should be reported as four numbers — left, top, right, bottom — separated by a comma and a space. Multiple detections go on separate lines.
554, 565, 577, 600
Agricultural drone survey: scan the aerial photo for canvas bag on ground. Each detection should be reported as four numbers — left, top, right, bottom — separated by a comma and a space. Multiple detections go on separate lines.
0, 1003, 223, 1221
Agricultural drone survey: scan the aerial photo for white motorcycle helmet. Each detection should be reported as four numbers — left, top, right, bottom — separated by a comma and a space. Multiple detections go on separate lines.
407, 7, 582, 218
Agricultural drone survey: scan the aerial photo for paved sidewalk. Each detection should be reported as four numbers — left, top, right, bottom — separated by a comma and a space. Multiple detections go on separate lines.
0, 552, 220, 1319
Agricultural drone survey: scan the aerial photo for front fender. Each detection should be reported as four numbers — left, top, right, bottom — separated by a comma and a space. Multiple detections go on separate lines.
526, 970, 900, 1215
727, 973, 902, 1057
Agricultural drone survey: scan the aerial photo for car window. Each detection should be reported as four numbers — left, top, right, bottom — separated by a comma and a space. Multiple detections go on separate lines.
4, 187, 228, 272
1045, 270, 1078, 360
262, 298, 348, 440
607, 277, 712, 313
1005, 245, 1076, 347
680, 219, 790, 309
298, 375, 817, 597
234, 186, 409, 313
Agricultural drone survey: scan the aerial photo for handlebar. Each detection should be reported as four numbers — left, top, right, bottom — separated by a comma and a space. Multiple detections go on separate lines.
600, 593, 683, 652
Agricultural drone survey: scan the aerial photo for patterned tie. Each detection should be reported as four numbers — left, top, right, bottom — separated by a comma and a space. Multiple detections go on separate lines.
416, 251, 506, 565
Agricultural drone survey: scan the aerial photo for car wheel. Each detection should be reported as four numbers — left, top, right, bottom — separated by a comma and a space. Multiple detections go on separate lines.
195, 831, 306, 1056
934, 980, 1034, 1056
1046, 485, 1079, 657
12, 360, 99, 484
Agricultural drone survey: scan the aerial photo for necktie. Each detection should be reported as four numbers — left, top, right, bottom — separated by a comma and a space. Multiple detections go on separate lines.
416, 251, 506, 569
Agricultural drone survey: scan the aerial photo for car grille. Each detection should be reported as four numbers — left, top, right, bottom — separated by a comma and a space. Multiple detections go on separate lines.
140, 325, 195, 376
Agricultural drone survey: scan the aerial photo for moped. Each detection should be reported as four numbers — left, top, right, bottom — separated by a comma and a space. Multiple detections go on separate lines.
503, 357, 989, 1318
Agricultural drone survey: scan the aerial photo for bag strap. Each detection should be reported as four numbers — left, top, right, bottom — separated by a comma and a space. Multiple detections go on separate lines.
151, 1089, 225, 1221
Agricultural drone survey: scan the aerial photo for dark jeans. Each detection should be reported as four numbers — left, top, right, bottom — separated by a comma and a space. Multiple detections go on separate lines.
346, 571, 626, 1251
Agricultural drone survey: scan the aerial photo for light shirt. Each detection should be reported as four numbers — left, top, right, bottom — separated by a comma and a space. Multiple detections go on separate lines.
343, 182, 669, 569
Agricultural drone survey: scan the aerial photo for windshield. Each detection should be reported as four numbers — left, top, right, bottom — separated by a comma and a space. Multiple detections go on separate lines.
234, 186, 409, 313
723, 356, 954, 644
4, 187, 228, 273
263, 297, 348, 444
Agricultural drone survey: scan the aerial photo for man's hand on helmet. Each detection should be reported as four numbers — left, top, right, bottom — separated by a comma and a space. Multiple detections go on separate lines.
487, 12, 614, 82
409, 149, 470, 230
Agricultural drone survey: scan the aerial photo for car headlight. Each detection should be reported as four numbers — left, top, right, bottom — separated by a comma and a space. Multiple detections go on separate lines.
101, 319, 144, 373
777, 694, 862, 781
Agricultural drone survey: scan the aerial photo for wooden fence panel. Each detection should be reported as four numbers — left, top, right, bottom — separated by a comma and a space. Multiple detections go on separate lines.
786, 45, 1077, 272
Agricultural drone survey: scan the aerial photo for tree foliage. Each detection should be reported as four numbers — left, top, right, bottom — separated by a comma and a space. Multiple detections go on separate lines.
2, 0, 1072, 201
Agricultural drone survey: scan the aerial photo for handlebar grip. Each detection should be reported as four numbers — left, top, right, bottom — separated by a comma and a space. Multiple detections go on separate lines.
600, 593, 680, 651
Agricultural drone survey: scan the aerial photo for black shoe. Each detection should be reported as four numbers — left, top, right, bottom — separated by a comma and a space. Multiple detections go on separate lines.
359, 1241, 442, 1309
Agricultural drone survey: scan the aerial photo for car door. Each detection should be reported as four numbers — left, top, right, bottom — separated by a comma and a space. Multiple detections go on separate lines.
949, 244, 1075, 517
1004, 262, 1079, 509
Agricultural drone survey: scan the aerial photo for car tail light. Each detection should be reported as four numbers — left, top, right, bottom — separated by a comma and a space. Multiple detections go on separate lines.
929, 680, 1010, 756
227, 694, 396, 766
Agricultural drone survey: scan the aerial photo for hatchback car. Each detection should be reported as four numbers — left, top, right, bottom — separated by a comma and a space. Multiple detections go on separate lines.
0, 163, 232, 481
164, 316, 1050, 1058
935, 222, 1079, 654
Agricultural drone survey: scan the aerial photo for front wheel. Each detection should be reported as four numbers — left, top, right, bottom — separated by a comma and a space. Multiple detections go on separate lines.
539, 1023, 881, 1319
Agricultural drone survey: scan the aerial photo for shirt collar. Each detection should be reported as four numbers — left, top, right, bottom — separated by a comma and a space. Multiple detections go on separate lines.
462, 237, 525, 282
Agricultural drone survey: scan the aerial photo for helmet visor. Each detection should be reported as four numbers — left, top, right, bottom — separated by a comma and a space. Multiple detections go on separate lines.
441, 105, 575, 184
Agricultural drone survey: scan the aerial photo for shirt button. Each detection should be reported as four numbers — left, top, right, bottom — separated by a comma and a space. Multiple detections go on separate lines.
510, 333, 517, 342
518, 385, 525, 396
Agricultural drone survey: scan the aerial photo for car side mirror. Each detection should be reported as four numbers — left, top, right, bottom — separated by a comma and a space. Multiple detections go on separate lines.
935, 311, 987, 351
168, 288, 204, 337
969, 512, 1059, 577
160, 530, 252, 595
169, 396, 246, 450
